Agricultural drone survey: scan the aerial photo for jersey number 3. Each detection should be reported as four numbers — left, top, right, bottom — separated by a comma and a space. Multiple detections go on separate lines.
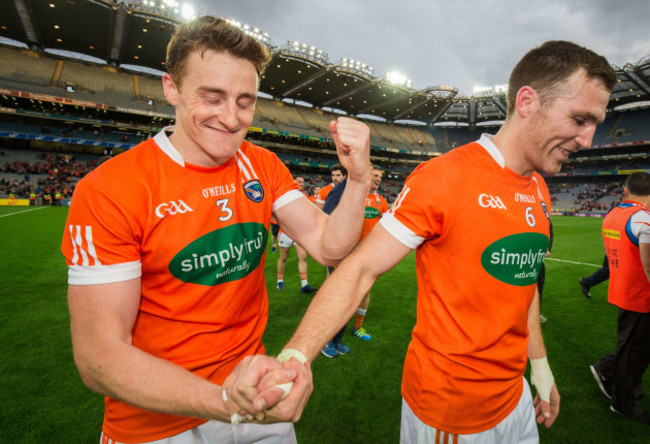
216, 198, 233, 222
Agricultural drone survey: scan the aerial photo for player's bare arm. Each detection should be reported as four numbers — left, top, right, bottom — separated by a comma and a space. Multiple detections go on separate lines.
228, 226, 410, 420
330, 117, 370, 186
527, 287, 560, 427
285, 225, 411, 360
68, 280, 296, 422
275, 118, 371, 265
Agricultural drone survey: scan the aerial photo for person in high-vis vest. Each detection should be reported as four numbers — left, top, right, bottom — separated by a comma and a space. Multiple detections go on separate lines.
590, 171, 650, 425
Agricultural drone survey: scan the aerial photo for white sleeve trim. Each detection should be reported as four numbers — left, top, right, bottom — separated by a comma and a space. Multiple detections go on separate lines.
379, 213, 425, 249
68, 260, 142, 285
273, 189, 304, 212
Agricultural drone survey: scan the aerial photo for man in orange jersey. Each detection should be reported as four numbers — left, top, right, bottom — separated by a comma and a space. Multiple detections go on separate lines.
352, 165, 389, 341
308, 186, 321, 204
321, 164, 388, 356
315, 164, 346, 209
590, 172, 650, 425
276, 176, 318, 293
248, 41, 616, 441
61, 16, 370, 444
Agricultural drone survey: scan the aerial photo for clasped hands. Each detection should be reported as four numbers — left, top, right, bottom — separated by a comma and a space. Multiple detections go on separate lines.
221, 353, 313, 424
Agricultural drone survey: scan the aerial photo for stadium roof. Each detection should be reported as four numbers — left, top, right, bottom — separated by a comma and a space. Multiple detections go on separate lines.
2, 0, 650, 126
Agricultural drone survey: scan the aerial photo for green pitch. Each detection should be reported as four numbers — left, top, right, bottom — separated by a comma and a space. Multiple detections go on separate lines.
0, 207, 648, 443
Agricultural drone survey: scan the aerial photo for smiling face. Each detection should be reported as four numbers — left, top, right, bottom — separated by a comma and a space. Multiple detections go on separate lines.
296, 177, 305, 191
519, 70, 611, 176
163, 50, 258, 167
369, 168, 383, 192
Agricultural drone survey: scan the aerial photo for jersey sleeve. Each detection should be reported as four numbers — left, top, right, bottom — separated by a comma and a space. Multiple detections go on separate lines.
631, 210, 650, 243
61, 171, 143, 285
379, 160, 448, 250
266, 151, 301, 212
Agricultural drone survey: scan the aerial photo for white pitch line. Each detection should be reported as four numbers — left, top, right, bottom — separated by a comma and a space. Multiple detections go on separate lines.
0, 206, 49, 218
545, 257, 601, 268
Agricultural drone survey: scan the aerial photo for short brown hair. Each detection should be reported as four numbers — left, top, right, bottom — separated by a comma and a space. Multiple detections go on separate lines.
331, 164, 347, 176
166, 16, 271, 87
506, 40, 616, 117
625, 172, 650, 196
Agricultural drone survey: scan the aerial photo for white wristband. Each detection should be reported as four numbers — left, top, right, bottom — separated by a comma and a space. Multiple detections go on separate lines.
276, 348, 308, 364
275, 349, 308, 399
530, 356, 554, 403
221, 389, 246, 425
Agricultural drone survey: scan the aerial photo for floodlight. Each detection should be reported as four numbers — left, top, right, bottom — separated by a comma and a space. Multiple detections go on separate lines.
473, 86, 492, 96
339, 58, 374, 77
285, 40, 328, 63
386, 71, 412, 88
180, 3, 195, 20
227, 19, 272, 46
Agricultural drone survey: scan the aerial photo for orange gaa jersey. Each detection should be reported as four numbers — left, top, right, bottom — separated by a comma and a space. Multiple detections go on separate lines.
316, 183, 334, 205
379, 134, 551, 434
61, 129, 300, 443
360, 192, 388, 242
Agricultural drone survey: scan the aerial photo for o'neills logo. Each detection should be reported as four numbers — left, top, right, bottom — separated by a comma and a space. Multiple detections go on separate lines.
364, 206, 381, 219
169, 223, 268, 286
480, 232, 549, 286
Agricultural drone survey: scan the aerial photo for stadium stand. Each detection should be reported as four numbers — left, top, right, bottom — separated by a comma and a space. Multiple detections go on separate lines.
0, 46, 61, 94
1, 1, 649, 211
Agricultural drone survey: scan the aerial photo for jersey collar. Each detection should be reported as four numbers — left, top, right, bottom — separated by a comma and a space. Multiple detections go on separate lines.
477, 133, 506, 169
154, 126, 185, 167
620, 200, 649, 211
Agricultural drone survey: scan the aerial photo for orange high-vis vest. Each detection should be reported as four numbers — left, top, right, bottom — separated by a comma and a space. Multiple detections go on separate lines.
603, 201, 650, 313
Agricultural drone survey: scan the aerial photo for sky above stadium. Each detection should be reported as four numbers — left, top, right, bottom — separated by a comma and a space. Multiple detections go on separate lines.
196, 0, 650, 96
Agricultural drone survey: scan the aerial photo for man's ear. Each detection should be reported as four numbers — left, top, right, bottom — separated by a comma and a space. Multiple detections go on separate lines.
515, 85, 539, 119
163, 73, 179, 106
